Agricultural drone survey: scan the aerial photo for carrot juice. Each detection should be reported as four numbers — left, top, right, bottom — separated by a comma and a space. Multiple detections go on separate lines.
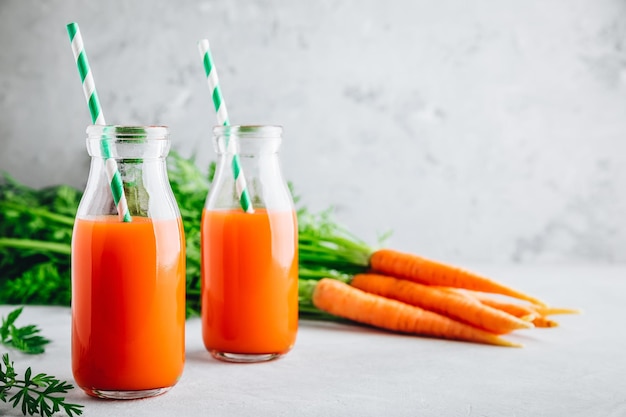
201, 208, 298, 361
71, 215, 185, 397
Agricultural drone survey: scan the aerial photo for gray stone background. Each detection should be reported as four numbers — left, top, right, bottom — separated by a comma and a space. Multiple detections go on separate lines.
1, 0, 625, 263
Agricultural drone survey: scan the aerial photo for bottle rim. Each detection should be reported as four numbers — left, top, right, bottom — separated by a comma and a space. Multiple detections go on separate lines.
87, 125, 169, 140
213, 125, 282, 138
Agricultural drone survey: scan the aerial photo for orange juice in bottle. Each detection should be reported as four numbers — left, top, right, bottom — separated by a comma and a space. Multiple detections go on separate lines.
201, 125, 298, 362
71, 126, 185, 399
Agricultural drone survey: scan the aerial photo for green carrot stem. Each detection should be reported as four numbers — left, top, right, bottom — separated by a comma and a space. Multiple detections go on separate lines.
0, 202, 75, 227
298, 241, 370, 264
298, 235, 371, 254
299, 267, 352, 282
0, 238, 72, 256
298, 253, 358, 264
298, 241, 367, 258
298, 258, 369, 273
299, 248, 346, 262
299, 271, 345, 280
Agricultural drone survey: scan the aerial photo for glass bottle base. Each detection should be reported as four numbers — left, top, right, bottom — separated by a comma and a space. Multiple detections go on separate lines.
210, 350, 283, 363
85, 386, 173, 400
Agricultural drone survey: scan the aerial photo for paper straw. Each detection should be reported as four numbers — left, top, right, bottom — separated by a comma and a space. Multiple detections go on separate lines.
198, 39, 254, 214
67, 22, 131, 222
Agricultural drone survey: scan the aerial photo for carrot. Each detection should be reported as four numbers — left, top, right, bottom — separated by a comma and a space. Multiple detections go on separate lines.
475, 298, 558, 327
350, 273, 533, 335
531, 316, 559, 328
438, 288, 571, 329
369, 248, 548, 306
441, 288, 581, 318
519, 314, 538, 322
457, 291, 539, 318
312, 278, 521, 347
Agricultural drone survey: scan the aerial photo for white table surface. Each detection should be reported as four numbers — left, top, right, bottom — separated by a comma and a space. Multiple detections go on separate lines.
1, 265, 624, 417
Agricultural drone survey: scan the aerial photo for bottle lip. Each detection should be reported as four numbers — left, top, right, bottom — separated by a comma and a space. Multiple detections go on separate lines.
213, 125, 282, 138
87, 125, 169, 140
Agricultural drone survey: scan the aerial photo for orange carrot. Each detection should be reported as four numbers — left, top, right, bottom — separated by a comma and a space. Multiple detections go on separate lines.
442, 288, 581, 318
458, 291, 538, 318
312, 278, 521, 347
531, 316, 559, 328
350, 273, 533, 335
369, 249, 548, 306
438, 288, 570, 329
519, 314, 538, 322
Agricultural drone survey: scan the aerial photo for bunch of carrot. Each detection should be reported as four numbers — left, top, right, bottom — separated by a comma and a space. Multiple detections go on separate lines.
298, 218, 580, 348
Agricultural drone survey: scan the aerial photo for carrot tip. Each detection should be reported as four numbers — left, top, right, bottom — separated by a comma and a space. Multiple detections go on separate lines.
520, 314, 538, 322
539, 307, 583, 316
532, 317, 560, 328
499, 339, 523, 348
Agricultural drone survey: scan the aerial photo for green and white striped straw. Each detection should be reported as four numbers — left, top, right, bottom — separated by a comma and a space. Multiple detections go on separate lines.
198, 39, 254, 214
67, 22, 131, 222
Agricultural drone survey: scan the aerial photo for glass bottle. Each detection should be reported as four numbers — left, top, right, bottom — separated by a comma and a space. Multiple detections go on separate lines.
71, 125, 185, 399
201, 125, 298, 363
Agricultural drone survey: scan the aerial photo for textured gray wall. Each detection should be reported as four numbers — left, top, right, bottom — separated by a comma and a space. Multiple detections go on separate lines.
1, 0, 625, 263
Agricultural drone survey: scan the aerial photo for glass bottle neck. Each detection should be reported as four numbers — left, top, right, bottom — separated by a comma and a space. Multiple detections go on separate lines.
86, 125, 170, 159
77, 125, 178, 220
207, 125, 291, 212
213, 125, 283, 156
